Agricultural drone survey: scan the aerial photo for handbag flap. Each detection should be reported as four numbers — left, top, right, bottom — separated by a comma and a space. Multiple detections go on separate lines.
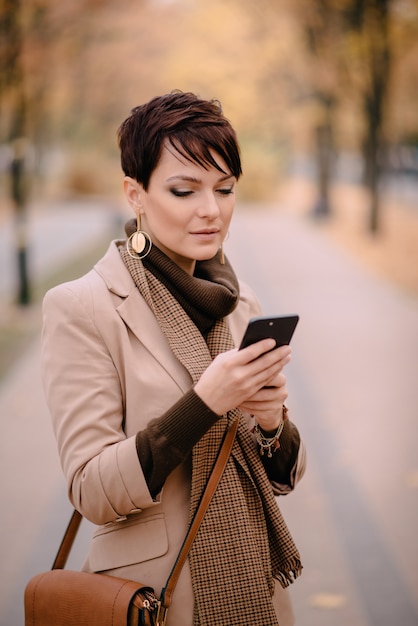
24, 569, 152, 626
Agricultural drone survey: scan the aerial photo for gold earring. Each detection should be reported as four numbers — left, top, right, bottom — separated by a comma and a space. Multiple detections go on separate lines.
126, 213, 152, 259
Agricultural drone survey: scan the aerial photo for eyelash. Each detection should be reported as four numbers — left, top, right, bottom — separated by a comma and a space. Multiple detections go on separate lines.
170, 189, 192, 197
170, 188, 234, 197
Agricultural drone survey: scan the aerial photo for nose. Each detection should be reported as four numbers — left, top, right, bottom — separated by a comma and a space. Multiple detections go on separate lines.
197, 191, 221, 219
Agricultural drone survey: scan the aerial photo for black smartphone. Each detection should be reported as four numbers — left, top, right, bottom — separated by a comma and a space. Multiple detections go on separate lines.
239, 315, 299, 350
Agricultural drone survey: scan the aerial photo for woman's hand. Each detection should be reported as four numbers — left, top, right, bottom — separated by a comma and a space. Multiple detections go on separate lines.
238, 370, 288, 431
194, 339, 291, 418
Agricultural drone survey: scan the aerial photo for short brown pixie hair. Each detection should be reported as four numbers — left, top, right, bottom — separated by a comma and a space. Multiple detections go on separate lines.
117, 91, 242, 190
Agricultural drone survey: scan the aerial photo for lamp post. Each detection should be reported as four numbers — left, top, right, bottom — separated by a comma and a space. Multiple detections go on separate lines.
10, 138, 31, 306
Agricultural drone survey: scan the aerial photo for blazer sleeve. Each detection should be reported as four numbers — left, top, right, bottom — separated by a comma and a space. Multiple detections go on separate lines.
41, 282, 156, 526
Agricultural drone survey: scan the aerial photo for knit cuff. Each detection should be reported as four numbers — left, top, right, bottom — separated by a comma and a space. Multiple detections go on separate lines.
155, 388, 220, 454
260, 419, 301, 486
278, 419, 299, 457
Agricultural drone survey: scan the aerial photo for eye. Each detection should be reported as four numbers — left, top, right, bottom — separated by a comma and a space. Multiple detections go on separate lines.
217, 187, 234, 196
170, 188, 193, 197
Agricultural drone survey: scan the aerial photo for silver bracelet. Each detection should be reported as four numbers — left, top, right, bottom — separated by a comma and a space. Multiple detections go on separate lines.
254, 406, 287, 458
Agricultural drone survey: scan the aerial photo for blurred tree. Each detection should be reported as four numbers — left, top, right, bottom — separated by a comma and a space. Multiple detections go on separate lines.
153, 0, 303, 199
0, 0, 116, 304
0, 0, 31, 304
343, 0, 392, 233
296, 0, 344, 218
2, 0, 417, 215
289, 0, 418, 233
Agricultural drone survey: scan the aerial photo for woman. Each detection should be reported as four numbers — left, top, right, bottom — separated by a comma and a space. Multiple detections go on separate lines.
41, 91, 305, 626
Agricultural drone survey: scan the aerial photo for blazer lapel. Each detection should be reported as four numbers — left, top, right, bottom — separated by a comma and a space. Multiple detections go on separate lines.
94, 241, 193, 392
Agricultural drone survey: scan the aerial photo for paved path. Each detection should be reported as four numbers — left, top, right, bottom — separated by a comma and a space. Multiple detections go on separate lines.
227, 205, 418, 625
0, 201, 417, 625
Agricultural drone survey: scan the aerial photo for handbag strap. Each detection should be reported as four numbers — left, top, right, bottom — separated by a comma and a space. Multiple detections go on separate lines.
52, 418, 238, 587
52, 508, 83, 569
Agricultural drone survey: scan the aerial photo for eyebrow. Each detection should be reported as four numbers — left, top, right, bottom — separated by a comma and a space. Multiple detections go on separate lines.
166, 174, 235, 184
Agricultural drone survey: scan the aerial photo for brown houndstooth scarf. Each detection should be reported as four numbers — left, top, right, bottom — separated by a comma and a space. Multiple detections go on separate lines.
119, 243, 302, 626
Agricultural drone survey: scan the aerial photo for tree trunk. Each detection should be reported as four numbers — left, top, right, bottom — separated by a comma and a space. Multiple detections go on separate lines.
363, 96, 381, 234
361, 0, 390, 235
313, 96, 334, 219
5, 0, 32, 304
313, 122, 332, 218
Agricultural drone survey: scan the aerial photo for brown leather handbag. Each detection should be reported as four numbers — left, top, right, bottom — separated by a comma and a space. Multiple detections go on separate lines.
24, 419, 238, 626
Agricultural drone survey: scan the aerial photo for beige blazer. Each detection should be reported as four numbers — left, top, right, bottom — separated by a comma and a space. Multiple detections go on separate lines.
41, 240, 296, 625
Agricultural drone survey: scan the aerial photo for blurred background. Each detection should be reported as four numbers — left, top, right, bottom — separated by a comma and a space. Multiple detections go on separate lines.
1, 0, 418, 307
0, 1, 417, 625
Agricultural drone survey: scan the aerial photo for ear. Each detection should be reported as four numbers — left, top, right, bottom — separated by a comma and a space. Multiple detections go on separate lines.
123, 177, 144, 214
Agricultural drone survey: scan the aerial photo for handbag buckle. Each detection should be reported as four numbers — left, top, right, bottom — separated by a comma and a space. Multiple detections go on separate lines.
155, 603, 168, 626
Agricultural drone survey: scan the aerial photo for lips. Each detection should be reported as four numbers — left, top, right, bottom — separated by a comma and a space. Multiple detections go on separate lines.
191, 228, 219, 235
190, 229, 220, 243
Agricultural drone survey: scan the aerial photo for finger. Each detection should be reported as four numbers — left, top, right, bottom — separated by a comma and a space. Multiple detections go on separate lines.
245, 380, 287, 403
238, 338, 277, 363
243, 387, 288, 410
250, 357, 289, 390
272, 345, 292, 360
239, 400, 285, 420
255, 345, 292, 371
263, 372, 287, 389
245, 348, 291, 381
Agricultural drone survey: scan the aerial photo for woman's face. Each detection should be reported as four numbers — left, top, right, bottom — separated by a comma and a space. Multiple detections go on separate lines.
124, 142, 236, 274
